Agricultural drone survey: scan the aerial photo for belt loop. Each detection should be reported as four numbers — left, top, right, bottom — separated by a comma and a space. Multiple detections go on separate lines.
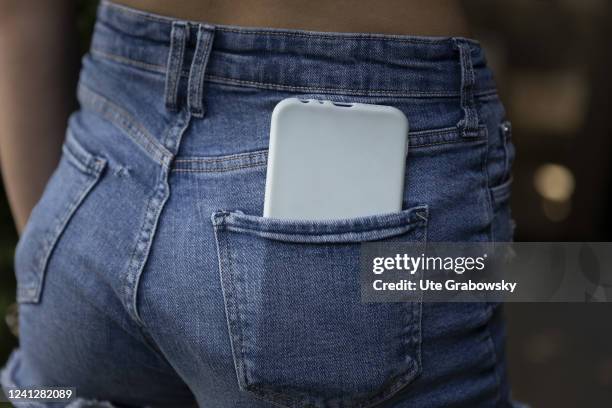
165, 21, 189, 111
187, 24, 215, 118
453, 39, 479, 138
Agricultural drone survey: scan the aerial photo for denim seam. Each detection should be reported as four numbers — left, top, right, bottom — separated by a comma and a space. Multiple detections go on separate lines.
123, 180, 168, 327
482, 118, 495, 243
220, 225, 423, 243
220, 219, 424, 235
416, 211, 428, 368
214, 209, 428, 236
78, 84, 173, 167
63, 132, 107, 176
224, 215, 426, 236
412, 125, 487, 137
174, 151, 268, 162
410, 125, 487, 147
410, 126, 470, 137
492, 189, 511, 204
88, 49, 499, 98
91, 49, 167, 74
500, 121, 513, 179
172, 162, 267, 173
477, 92, 501, 102
128, 111, 191, 328
491, 177, 513, 204
212, 218, 250, 392
206, 74, 464, 97
163, 108, 191, 156
211, 28, 464, 43
226, 229, 254, 392
412, 139, 483, 149
483, 319, 503, 406
208, 75, 498, 98
407, 226, 425, 358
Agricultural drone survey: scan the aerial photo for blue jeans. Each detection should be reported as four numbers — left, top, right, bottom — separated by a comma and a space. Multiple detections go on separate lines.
2, 1, 518, 407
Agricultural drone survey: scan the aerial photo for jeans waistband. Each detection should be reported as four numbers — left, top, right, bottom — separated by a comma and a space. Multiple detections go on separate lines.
92, 1, 497, 105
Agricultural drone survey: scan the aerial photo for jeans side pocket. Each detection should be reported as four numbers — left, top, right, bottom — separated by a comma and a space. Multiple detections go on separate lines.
490, 177, 515, 243
487, 120, 515, 243
500, 121, 514, 181
15, 131, 107, 303
212, 206, 428, 408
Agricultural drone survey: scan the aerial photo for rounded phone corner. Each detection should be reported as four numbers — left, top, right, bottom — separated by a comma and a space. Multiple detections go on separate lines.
386, 106, 409, 131
271, 98, 304, 122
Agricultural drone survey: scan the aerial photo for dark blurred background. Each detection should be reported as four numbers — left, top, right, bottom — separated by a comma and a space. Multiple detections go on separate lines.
465, 0, 612, 406
1, 1, 611, 406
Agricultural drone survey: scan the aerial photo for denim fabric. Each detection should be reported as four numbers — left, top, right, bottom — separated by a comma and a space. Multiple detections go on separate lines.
1, 1, 517, 407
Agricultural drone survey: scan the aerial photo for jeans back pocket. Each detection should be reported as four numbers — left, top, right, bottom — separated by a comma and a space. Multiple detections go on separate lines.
15, 131, 107, 303
212, 206, 428, 408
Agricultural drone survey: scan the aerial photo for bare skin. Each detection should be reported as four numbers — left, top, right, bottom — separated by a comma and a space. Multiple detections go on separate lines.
0, 0, 78, 233
114, 0, 470, 36
0, 0, 469, 233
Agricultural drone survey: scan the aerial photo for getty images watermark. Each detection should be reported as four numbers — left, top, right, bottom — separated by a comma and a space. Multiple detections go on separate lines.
360, 243, 612, 302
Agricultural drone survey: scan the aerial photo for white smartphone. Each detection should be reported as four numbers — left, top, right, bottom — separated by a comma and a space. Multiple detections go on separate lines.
263, 98, 409, 220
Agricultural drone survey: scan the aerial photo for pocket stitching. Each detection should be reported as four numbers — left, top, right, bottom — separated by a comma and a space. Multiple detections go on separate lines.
215, 223, 252, 391
490, 176, 512, 205
500, 121, 513, 178
63, 130, 107, 176
213, 209, 428, 407
16, 136, 107, 303
212, 207, 428, 239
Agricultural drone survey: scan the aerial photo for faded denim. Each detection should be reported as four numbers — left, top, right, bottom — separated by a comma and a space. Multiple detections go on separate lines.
1, 1, 517, 407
